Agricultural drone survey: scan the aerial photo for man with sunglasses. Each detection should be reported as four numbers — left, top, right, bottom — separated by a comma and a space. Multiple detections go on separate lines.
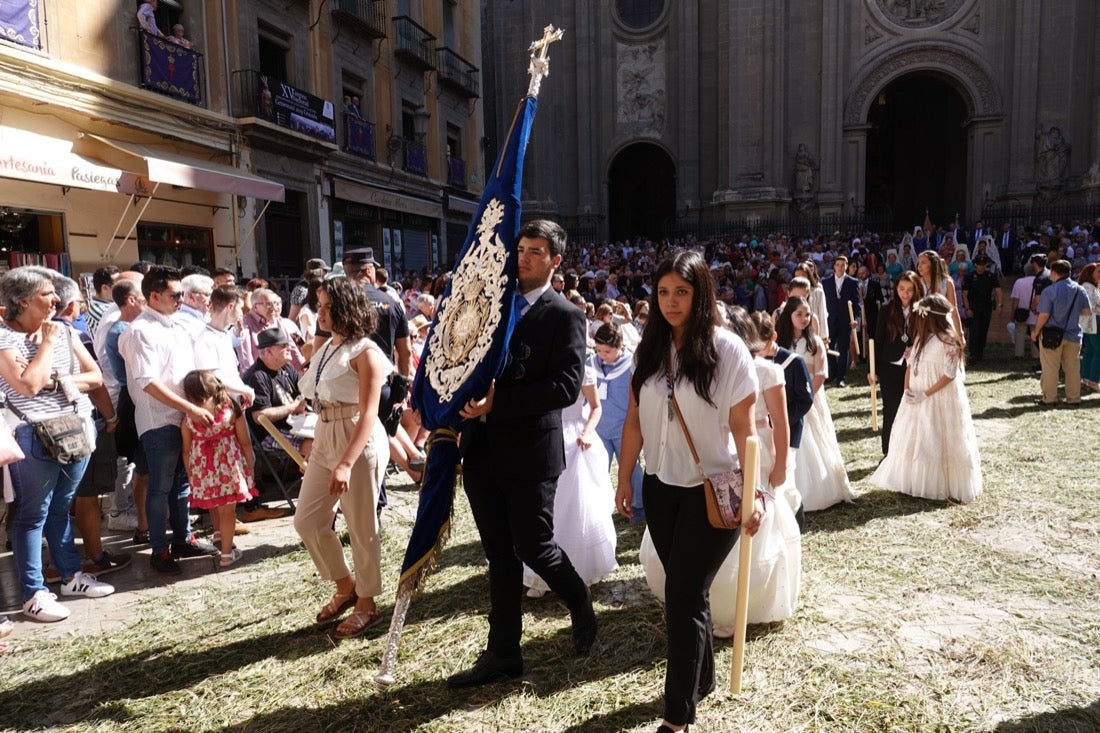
118, 266, 220, 574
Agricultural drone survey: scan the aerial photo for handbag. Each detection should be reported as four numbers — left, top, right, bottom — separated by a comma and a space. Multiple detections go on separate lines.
1039, 286, 1079, 350
667, 390, 743, 530
1013, 307, 1030, 323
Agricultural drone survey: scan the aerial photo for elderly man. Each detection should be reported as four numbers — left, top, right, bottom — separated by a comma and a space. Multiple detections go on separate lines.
136, 0, 164, 38
241, 288, 305, 373
173, 273, 213, 341
244, 328, 313, 463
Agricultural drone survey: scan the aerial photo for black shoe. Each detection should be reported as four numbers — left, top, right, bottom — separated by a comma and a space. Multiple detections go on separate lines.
446, 650, 522, 689
150, 549, 181, 575
571, 588, 598, 656
171, 536, 220, 558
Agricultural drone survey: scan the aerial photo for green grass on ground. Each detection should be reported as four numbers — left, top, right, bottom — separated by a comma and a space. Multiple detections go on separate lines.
1, 343, 1098, 732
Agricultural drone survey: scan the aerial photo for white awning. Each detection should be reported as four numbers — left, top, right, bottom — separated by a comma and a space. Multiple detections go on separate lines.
0, 125, 148, 195
72, 133, 285, 202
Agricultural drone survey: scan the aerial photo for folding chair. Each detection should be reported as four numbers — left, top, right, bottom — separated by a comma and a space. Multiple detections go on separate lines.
250, 414, 307, 510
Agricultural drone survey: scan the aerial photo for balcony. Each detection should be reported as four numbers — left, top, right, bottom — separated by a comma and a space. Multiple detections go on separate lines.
392, 16, 435, 71
446, 156, 466, 188
345, 114, 376, 159
331, 0, 387, 40
136, 30, 205, 106
402, 140, 427, 176
232, 69, 336, 144
437, 48, 479, 99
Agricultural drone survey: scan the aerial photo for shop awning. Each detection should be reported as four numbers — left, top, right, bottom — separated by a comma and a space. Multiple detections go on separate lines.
72, 133, 285, 202
0, 125, 148, 195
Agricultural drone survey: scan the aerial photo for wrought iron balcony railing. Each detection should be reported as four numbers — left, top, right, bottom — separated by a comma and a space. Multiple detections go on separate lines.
344, 114, 376, 159
437, 47, 479, 99
446, 156, 466, 188
331, 0, 387, 40
392, 16, 436, 71
136, 29, 206, 106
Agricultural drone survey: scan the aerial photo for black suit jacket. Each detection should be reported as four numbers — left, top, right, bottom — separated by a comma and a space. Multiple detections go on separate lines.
463, 288, 586, 480
767, 346, 813, 449
823, 274, 861, 335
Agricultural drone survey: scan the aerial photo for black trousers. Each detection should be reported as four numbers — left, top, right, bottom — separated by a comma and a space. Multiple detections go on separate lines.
463, 466, 588, 659
643, 473, 740, 726
878, 360, 906, 455
969, 307, 993, 359
828, 326, 852, 382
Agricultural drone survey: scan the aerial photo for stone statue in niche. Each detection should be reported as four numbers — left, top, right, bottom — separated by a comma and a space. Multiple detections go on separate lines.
617, 42, 666, 132
794, 144, 819, 194
1085, 161, 1100, 187
1035, 125, 1071, 184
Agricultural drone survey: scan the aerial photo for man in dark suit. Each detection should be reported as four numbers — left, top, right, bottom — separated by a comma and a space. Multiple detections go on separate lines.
998, 222, 1018, 275
822, 255, 861, 386
968, 220, 987, 248
448, 219, 596, 688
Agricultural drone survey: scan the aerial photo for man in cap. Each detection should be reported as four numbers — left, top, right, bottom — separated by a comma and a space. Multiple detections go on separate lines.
961, 255, 1002, 362
244, 327, 312, 462
342, 247, 412, 379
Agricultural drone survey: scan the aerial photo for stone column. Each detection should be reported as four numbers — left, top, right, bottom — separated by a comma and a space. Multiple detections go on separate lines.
966, 116, 1005, 222
817, 0, 846, 211
839, 124, 870, 217
1004, 0, 1042, 198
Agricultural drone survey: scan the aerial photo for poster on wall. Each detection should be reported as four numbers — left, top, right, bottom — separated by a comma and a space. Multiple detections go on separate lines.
382, 228, 392, 272
256, 74, 336, 143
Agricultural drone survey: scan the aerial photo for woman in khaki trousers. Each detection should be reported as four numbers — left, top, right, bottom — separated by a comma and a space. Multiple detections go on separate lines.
295, 277, 390, 638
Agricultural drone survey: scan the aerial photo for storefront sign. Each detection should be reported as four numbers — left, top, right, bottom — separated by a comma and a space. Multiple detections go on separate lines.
0, 126, 149, 195
332, 178, 442, 219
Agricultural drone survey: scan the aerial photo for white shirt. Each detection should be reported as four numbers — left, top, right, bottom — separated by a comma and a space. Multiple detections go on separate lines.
194, 324, 254, 400
638, 328, 757, 486
172, 304, 208, 341
93, 305, 122, 405
119, 308, 196, 436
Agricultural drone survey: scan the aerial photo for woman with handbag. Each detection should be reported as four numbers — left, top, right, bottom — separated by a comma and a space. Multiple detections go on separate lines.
0, 266, 115, 623
294, 277, 390, 638
615, 249, 765, 733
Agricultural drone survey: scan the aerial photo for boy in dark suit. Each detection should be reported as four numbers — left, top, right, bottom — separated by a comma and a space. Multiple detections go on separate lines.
822, 255, 861, 386
448, 219, 596, 688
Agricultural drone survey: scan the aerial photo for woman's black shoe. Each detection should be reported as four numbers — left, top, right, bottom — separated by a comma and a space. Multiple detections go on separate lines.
446, 650, 522, 689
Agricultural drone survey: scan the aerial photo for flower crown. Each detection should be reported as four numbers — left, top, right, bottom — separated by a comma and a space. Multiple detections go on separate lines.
913, 302, 953, 318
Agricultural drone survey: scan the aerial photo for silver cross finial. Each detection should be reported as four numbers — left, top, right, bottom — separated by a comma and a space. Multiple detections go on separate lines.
527, 24, 564, 98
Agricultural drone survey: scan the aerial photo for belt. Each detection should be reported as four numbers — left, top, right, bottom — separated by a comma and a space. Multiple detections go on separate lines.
316, 402, 359, 423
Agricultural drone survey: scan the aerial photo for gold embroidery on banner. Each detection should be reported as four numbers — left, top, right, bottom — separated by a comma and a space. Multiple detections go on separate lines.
424, 198, 511, 402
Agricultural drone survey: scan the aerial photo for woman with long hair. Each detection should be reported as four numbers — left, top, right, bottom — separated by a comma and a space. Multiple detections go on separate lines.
294, 277, 390, 638
917, 250, 966, 342
869, 272, 922, 455
794, 260, 829, 344
871, 293, 982, 504
616, 249, 763, 733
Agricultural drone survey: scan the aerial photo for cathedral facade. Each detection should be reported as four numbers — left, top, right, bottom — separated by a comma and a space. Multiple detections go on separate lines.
482, 1, 1100, 241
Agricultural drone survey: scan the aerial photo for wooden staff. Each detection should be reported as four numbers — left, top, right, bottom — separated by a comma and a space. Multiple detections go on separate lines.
731, 435, 759, 694
848, 300, 860, 356
869, 339, 879, 431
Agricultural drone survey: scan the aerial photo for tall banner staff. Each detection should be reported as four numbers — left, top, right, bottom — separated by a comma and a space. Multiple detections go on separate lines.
848, 301, 860, 357
868, 339, 879, 431
376, 25, 565, 687
730, 436, 760, 694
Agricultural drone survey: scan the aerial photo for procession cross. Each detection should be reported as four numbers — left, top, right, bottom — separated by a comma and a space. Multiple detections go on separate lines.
527, 24, 565, 98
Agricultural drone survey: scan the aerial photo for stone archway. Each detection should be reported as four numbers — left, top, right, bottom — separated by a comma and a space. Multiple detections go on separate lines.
607, 142, 676, 242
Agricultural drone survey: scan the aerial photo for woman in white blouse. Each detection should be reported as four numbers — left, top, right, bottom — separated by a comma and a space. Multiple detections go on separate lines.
616, 250, 764, 733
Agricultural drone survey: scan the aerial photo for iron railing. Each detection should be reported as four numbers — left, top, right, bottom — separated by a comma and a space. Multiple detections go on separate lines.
437, 47, 479, 98
344, 114, 376, 159
446, 156, 466, 188
392, 16, 435, 70
136, 29, 205, 106
403, 140, 427, 175
331, 0, 387, 39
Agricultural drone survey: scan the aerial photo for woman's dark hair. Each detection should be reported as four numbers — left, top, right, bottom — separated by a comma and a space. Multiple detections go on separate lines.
305, 278, 325, 312
322, 277, 376, 339
724, 304, 764, 354
775, 295, 816, 355
1078, 262, 1098, 286
631, 249, 720, 405
912, 293, 963, 353
593, 322, 623, 349
750, 311, 775, 342
885, 271, 923, 341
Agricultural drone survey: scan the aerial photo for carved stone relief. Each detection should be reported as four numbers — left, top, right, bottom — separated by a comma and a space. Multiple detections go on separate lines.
865, 22, 883, 45
616, 41, 666, 134
875, 0, 968, 28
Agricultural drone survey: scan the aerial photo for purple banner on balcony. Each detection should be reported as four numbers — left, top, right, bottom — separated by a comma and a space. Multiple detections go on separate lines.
140, 31, 200, 102
0, 0, 41, 50
257, 75, 336, 143
345, 115, 375, 159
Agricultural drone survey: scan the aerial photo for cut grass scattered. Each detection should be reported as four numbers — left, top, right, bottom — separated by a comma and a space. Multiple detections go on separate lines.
1, 343, 1099, 732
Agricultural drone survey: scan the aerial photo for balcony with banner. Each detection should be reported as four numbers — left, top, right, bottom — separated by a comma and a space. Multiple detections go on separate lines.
232, 69, 336, 144
403, 140, 427, 176
331, 0, 387, 40
345, 114, 376, 160
0, 1, 41, 51
437, 48, 479, 99
393, 16, 436, 71
137, 30, 205, 105
446, 156, 466, 188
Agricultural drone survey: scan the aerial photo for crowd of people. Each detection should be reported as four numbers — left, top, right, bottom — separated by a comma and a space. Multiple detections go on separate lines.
2, 213, 1099, 730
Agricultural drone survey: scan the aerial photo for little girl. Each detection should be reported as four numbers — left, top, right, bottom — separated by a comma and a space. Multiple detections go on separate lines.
776, 296, 855, 511
871, 294, 982, 503
181, 370, 257, 566
591, 323, 644, 522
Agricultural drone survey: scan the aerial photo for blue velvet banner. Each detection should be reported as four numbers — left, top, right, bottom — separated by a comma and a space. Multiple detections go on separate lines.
398, 96, 538, 592
140, 31, 200, 103
0, 0, 40, 50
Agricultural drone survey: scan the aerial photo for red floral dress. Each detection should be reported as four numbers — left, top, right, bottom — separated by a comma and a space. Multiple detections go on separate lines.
185, 403, 256, 509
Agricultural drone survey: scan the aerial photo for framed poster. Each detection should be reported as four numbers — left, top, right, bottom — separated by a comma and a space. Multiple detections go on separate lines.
382, 228, 392, 272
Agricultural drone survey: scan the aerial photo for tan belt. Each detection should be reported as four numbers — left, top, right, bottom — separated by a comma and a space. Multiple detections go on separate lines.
316, 402, 359, 423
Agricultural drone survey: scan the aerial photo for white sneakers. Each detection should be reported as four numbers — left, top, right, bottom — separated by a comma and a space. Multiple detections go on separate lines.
106, 511, 140, 531
22, 591, 71, 623
60, 571, 115, 598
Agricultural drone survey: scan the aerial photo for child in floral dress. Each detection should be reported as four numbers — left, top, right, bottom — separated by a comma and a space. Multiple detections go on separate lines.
181, 370, 256, 566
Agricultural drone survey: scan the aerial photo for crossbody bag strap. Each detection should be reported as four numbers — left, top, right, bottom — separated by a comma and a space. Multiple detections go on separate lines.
667, 349, 708, 484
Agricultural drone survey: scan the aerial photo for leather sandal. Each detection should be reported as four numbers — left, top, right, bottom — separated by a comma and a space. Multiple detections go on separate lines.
334, 608, 384, 639
315, 591, 358, 624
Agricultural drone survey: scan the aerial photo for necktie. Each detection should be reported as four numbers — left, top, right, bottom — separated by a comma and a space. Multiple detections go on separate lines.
513, 291, 528, 321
